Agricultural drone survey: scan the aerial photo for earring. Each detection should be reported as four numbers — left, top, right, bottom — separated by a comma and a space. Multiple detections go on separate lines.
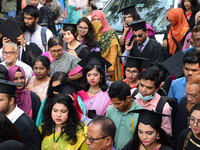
157, 135, 160, 139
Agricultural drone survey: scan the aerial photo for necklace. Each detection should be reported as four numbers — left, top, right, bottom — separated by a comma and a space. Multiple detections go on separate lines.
51, 127, 64, 150
89, 87, 101, 94
190, 138, 200, 148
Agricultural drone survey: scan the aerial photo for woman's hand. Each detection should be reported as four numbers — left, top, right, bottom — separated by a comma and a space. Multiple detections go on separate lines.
162, 39, 167, 49
75, 7, 79, 11
2, 37, 10, 45
123, 21, 130, 33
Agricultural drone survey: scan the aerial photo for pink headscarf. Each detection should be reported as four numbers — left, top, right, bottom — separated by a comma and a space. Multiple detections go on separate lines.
91, 10, 113, 34
6, 66, 31, 114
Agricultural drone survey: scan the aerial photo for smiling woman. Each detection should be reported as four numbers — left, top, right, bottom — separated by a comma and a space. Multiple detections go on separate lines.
177, 103, 200, 150
6, 65, 41, 122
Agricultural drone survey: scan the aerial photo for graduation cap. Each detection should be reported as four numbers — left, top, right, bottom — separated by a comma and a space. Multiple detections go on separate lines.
119, 56, 149, 71
118, 4, 136, 15
161, 50, 184, 78
62, 23, 77, 31
78, 51, 112, 69
128, 20, 146, 31
130, 109, 171, 127
0, 79, 22, 96
51, 81, 83, 95
0, 17, 23, 42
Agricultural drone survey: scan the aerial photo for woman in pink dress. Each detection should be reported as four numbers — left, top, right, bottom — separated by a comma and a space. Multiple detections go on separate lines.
77, 52, 111, 116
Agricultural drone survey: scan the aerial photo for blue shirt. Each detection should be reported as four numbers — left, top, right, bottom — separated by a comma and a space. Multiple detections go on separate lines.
183, 46, 195, 53
168, 77, 187, 106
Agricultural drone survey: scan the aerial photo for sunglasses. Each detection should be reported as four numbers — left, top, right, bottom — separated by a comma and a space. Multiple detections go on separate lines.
132, 33, 143, 38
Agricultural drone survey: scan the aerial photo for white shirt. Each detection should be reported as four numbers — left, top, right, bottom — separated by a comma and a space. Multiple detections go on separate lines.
25, 25, 53, 53
1, 59, 33, 78
7, 106, 24, 123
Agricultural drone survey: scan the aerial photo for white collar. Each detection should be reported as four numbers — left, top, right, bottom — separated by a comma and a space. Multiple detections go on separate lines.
7, 106, 24, 123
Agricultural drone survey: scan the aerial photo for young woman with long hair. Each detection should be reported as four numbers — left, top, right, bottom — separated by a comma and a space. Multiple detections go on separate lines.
77, 17, 100, 53
40, 94, 88, 150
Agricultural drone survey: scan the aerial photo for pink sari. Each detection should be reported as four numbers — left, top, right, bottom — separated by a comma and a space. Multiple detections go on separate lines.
77, 90, 111, 116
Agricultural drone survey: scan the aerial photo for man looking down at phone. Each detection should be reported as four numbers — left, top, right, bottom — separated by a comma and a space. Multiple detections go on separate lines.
121, 20, 164, 70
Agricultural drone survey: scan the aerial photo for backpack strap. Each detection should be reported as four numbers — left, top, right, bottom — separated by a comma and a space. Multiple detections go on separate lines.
41, 27, 47, 52
156, 96, 167, 113
131, 88, 139, 99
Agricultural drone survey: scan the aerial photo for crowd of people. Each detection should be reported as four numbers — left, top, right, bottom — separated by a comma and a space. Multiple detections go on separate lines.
0, 0, 200, 150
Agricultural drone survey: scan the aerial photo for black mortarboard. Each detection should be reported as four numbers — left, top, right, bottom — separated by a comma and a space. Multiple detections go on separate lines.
52, 81, 83, 95
62, 23, 77, 31
0, 79, 21, 96
118, 4, 136, 15
161, 50, 184, 78
78, 51, 112, 69
119, 56, 149, 70
0, 17, 23, 42
128, 20, 146, 31
130, 109, 171, 127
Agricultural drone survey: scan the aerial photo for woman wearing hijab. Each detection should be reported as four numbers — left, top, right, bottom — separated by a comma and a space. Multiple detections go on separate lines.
6, 66, 41, 122
91, 10, 122, 81
163, 8, 190, 57
195, 11, 200, 25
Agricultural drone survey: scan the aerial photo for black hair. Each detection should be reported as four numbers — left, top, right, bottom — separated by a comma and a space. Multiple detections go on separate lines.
140, 67, 162, 88
108, 80, 131, 101
0, 64, 8, 79
32, 55, 50, 70
63, 26, 77, 41
41, 94, 83, 144
83, 64, 108, 92
191, 102, 200, 114
77, 17, 96, 49
91, 116, 116, 140
0, 113, 24, 144
181, 0, 199, 14
23, 5, 40, 19
16, 21, 26, 33
183, 49, 200, 66
48, 36, 64, 50
43, 72, 70, 123
130, 122, 171, 150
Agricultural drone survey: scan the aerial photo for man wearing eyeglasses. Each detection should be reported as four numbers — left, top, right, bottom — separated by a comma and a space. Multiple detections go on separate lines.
86, 116, 116, 150
170, 74, 200, 149
0, 42, 33, 78
121, 20, 164, 69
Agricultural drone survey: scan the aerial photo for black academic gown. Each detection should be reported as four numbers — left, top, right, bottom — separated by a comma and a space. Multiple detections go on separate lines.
21, 43, 42, 67
30, 91, 41, 122
122, 139, 173, 150
63, 42, 91, 60
0, 140, 26, 150
184, 12, 195, 30
130, 38, 164, 69
170, 96, 189, 149
14, 113, 41, 150
176, 128, 200, 150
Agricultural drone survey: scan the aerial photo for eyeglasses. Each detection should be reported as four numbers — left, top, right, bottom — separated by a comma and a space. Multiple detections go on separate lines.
2, 51, 17, 56
133, 33, 143, 38
183, 91, 200, 100
87, 136, 108, 143
50, 49, 63, 54
193, 38, 200, 43
126, 69, 139, 74
78, 26, 89, 30
189, 116, 200, 127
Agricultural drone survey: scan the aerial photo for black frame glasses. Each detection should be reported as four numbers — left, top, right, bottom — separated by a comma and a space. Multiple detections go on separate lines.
87, 136, 108, 143
188, 116, 200, 127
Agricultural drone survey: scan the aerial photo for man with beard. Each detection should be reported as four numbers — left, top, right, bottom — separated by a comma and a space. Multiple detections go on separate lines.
23, 5, 53, 52
170, 74, 200, 149
0, 79, 41, 150
168, 49, 200, 106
